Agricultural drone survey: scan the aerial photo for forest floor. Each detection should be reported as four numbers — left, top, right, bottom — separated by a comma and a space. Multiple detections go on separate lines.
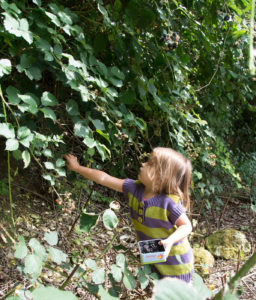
0, 166, 256, 299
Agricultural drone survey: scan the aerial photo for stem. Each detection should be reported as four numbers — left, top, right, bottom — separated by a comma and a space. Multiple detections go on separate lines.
0, 85, 15, 227
60, 264, 80, 290
248, 0, 255, 75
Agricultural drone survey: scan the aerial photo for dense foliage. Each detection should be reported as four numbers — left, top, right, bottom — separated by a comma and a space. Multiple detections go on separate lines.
0, 0, 255, 298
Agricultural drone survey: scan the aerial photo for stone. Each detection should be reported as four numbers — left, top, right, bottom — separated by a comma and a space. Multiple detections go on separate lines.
205, 228, 251, 259
193, 247, 215, 276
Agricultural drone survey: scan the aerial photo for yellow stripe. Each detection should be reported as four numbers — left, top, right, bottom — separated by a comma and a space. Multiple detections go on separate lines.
166, 194, 181, 204
169, 240, 190, 256
128, 193, 139, 212
145, 206, 170, 222
154, 262, 193, 276
132, 219, 176, 239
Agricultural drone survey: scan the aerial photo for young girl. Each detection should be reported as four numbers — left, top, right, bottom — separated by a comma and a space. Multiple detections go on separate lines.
64, 147, 194, 283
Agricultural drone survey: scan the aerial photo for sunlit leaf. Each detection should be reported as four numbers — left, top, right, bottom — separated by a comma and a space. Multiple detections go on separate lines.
103, 209, 118, 230
44, 231, 58, 246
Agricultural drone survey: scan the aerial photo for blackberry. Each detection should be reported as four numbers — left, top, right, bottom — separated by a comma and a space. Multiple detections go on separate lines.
224, 15, 230, 21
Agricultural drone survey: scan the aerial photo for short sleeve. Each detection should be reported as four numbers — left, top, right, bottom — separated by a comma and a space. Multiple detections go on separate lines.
122, 179, 136, 196
168, 200, 185, 225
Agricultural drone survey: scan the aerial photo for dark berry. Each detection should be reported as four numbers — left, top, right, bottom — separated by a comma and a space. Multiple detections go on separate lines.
254, 36, 256, 42
224, 15, 230, 21
160, 36, 165, 42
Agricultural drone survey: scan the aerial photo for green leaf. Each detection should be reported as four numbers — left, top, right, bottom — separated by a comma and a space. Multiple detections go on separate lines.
44, 231, 58, 246
45, 12, 61, 27
41, 107, 57, 121
110, 264, 122, 282
26, 66, 42, 80
17, 127, 31, 139
56, 158, 65, 167
85, 258, 97, 270
0, 59, 12, 77
19, 18, 33, 44
92, 268, 105, 284
109, 77, 123, 87
80, 213, 99, 233
19, 94, 38, 106
6, 86, 20, 105
56, 167, 66, 177
92, 119, 105, 131
41, 92, 58, 106
32, 286, 78, 300
74, 122, 90, 137
116, 254, 126, 270
96, 129, 110, 143
44, 162, 55, 170
153, 278, 201, 300
14, 236, 28, 259
138, 272, 149, 290
103, 209, 118, 230
32, 0, 42, 6
43, 149, 53, 158
83, 136, 96, 148
66, 100, 79, 116
28, 238, 47, 261
0, 123, 15, 139
110, 66, 125, 80
49, 247, 68, 265
22, 150, 31, 168
192, 273, 212, 299
123, 269, 136, 290
6, 139, 19, 151
24, 254, 42, 275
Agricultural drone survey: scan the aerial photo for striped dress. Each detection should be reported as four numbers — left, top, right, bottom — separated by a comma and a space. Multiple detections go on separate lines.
123, 179, 194, 283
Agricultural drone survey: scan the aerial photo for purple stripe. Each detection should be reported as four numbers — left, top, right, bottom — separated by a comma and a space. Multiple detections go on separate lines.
158, 249, 193, 265
151, 266, 193, 283
130, 208, 174, 230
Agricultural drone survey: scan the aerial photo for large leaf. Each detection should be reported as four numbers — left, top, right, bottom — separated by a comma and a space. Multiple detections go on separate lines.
85, 258, 97, 270
80, 213, 99, 233
32, 286, 78, 300
49, 247, 68, 265
41, 107, 57, 121
123, 269, 136, 290
110, 264, 122, 282
14, 236, 28, 259
153, 278, 202, 300
103, 209, 118, 230
66, 100, 79, 116
22, 150, 31, 168
44, 231, 58, 246
98, 285, 119, 300
6, 86, 20, 105
41, 92, 58, 106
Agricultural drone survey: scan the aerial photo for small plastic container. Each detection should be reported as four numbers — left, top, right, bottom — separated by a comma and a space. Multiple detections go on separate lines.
138, 239, 166, 264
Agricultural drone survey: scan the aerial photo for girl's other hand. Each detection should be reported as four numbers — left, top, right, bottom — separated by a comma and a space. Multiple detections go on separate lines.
64, 154, 80, 172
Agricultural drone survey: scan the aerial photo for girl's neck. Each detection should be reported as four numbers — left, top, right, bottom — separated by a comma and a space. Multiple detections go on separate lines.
143, 186, 157, 200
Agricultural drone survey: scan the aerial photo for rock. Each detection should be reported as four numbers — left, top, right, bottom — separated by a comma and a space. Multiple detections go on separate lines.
205, 228, 251, 259
193, 247, 215, 276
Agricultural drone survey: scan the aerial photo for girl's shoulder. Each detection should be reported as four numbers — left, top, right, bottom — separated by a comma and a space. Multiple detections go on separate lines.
165, 193, 182, 205
122, 178, 143, 195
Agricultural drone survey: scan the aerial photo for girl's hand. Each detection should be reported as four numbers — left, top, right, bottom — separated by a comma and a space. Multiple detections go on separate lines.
64, 154, 80, 172
159, 238, 173, 258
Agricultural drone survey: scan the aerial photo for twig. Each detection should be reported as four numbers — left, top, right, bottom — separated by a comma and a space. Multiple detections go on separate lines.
242, 271, 256, 280
60, 264, 80, 290
12, 183, 50, 202
0, 223, 16, 243
217, 194, 231, 230
241, 279, 256, 298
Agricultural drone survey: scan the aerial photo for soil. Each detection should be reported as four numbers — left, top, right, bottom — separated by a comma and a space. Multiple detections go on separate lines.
0, 160, 255, 299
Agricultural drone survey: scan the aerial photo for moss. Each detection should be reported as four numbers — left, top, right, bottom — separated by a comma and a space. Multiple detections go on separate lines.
193, 247, 215, 276
205, 228, 251, 259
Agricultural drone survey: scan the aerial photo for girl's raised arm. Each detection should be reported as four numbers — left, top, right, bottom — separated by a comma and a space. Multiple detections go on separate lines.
64, 154, 125, 192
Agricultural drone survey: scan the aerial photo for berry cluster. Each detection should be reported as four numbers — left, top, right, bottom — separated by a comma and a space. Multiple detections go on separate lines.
139, 239, 165, 254
160, 31, 181, 51
114, 120, 129, 140
55, 193, 76, 214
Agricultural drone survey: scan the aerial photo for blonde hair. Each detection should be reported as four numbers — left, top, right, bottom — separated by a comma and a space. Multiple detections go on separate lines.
147, 147, 192, 210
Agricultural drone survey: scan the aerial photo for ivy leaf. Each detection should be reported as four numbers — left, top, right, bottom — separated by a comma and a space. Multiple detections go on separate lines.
80, 213, 99, 233
66, 99, 79, 116
0, 59, 12, 77
123, 269, 136, 290
56, 158, 65, 167
110, 264, 122, 282
6, 139, 19, 151
103, 209, 118, 230
0, 123, 15, 139
110, 66, 125, 80
24, 254, 42, 276
44, 162, 55, 170
85, 259, 97, 270
74, 122, 90, 137
49, 247, 68, 265
41, 107, 57, 121
92, 268, 105, 284
22, 150, 31, 168
32, 286, 78, 300
14, 236, 28, 259
55, 168, 66, 177
41, 92, 58, 106
44, 231, 58, 246
28, 238, 47, 261
6, 86, 20, 105
83, 136, 96, 148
